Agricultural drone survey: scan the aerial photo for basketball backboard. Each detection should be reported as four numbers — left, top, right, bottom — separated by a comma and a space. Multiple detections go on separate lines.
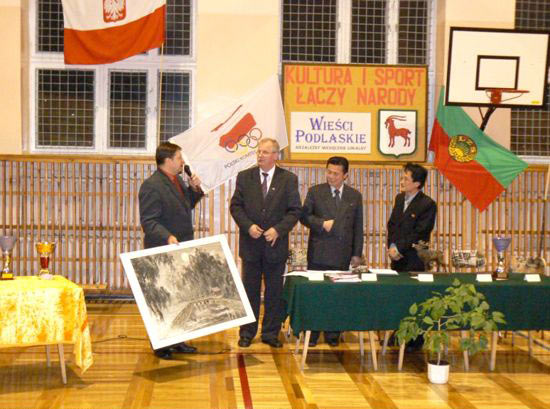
446, 27, 550, 107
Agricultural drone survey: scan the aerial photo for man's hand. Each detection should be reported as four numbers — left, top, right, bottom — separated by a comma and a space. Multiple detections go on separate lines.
350, 256, 362, 268
248, 224, 264, 239
167, 235, 179, 245
263, 227, 279, 247
388, 246, 402, 261
188, 173, 202, 192
323, 220, 334, 232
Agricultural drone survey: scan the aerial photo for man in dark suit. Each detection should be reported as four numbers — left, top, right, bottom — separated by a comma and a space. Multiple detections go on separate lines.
387, 162, 437, 272
230, 138, 301, 348
301, 156, 364, 347
139, 142, 204, 359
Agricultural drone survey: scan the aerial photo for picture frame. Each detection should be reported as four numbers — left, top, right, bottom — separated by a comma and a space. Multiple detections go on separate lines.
120, 234, 255, 350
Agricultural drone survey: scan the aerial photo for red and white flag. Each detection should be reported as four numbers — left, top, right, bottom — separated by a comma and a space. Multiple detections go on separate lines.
170, 75, 288, 193
62, 0, 165, 65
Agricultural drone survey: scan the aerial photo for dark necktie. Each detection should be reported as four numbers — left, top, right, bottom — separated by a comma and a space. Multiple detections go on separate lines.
261, 172, 269, 198
334, 188, 341, 210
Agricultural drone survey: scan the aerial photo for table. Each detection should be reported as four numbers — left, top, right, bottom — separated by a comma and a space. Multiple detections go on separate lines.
284, 273, 550, 369
0, 276, 93, 383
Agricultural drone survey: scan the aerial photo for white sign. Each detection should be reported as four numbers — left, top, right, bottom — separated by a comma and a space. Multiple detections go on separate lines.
361, 273, 378, 282
417, 273, 434, 282
524, 274, 541, 282
476, 274, 493, 282
290, 112, 371, 154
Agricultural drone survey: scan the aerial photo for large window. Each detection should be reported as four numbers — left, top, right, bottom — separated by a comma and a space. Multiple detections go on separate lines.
282, 0, 433, 65
512, 0, 550, 159
30, 0, 194, 153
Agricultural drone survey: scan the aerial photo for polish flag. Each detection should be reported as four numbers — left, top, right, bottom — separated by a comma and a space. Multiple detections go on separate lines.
62, 0, 166, 65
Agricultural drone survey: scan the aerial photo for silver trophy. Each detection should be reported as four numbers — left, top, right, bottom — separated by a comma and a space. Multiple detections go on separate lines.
0, 235, 17, 280
492, 237, 511, 279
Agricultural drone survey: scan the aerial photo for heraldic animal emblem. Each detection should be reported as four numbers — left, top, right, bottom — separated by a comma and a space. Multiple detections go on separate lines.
103, 0, 126, 23
384, 115, 411, 147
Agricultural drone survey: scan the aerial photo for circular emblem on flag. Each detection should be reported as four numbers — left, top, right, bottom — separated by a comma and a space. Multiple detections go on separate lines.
448, 135, 477, 163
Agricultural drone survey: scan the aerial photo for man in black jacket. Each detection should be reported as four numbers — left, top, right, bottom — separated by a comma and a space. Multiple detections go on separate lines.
230, 138, 301, 348
301, 156, 363, 346
139, 142, 204, 359
387, 162, 437, 272
387, 163, 436, 351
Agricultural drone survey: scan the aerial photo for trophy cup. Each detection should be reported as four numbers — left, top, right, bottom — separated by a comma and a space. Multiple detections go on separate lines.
492, 237, 511, 280
36, 241, 56, 279
0, 235, 17, 280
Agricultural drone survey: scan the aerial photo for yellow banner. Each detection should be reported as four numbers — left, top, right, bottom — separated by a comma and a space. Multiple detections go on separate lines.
283, 63, 428, 162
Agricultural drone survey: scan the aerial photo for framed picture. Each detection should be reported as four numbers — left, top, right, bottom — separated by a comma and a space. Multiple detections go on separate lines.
120, 234, 255, 350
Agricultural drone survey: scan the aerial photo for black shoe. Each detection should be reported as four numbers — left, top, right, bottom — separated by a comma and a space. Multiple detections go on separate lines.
261, 338, 283, 348
327, 339, 340, 347
171, 342, 197, 354
238, 337, 252, 347
154, 348, 173, 360
308, 340, 317, 347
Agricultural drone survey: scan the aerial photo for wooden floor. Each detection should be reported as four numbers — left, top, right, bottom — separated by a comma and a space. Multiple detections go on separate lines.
2, 303, 550, 409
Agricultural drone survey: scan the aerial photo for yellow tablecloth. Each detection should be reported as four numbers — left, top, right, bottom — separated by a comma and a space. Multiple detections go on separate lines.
0, 276, 93, 373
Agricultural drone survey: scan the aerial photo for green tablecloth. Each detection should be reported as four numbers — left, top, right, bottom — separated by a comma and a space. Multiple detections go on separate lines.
283, 273, 550, 332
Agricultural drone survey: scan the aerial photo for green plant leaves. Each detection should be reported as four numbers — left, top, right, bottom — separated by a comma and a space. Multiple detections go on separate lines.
397, 279, 506, 360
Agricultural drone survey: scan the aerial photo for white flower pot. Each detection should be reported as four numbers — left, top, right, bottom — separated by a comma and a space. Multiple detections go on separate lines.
427, 360, 450, 384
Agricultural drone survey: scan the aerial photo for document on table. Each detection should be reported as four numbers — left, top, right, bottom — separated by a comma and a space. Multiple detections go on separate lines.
284, 270, 325, 281
368, 268, 399, 275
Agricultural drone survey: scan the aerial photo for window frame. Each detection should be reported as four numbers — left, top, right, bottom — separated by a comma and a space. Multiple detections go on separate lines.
512, 0, 550, 162
28, 0, 197, 155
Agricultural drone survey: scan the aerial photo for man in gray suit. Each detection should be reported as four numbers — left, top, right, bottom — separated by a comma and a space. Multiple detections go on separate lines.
230, 138, 301, 348
139, 142, 204, 359
301, 156, 364, 346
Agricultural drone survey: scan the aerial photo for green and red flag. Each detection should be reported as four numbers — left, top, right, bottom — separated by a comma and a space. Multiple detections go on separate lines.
429, 87, 528, 212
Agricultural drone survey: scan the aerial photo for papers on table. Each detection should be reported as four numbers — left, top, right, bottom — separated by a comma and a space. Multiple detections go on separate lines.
324, 271, 362, 283
285, 268, 401, 282
284, 270, 325, 281
476, 273, 493, 282
367, 268, 398, 275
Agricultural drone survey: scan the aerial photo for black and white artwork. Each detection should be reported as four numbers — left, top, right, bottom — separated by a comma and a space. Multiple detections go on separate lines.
120, 235, 255, 349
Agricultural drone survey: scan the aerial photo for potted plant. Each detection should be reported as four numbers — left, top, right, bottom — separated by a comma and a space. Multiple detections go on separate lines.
396, 279, 506, 384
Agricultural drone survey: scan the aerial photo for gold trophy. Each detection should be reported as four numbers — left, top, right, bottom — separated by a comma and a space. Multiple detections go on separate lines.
36, 241, 56, 279
0, 235, 17, 280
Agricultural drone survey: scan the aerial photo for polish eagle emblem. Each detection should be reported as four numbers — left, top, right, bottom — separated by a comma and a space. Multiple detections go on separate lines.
103, 0, 126, 23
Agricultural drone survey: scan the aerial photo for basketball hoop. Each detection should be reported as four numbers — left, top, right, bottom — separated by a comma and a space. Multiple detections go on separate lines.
485, 88, 529, 105
478, 88, 530, 131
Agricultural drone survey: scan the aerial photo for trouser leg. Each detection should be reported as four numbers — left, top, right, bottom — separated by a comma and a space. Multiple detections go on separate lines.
261, 260, 286, 340
239, 259, 262, 339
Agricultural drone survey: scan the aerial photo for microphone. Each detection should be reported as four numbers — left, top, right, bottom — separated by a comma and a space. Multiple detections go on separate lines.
183, 164, 192, 177
184, 165, 203, 193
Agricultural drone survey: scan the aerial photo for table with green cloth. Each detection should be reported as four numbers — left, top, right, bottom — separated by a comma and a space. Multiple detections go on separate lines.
283, 273, 550, 369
